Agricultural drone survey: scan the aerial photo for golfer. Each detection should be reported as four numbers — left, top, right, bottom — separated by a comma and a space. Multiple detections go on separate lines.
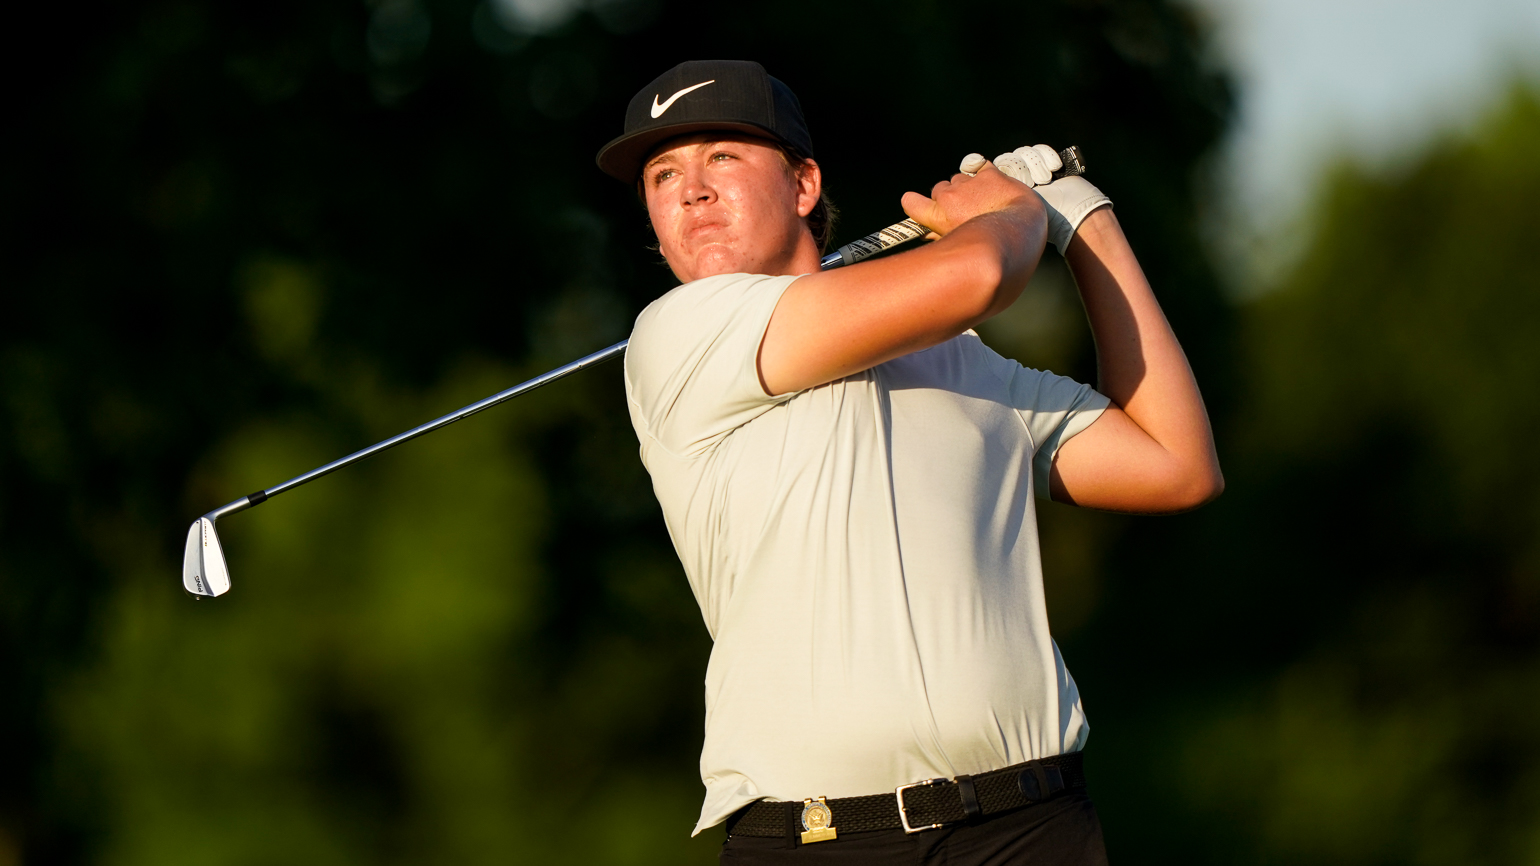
596, 60, 1222, 864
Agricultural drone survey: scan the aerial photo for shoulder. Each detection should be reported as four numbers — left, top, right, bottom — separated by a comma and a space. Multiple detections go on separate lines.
624, 272, 804, 455
632, 273, 801, 342
624, 271, 801, 421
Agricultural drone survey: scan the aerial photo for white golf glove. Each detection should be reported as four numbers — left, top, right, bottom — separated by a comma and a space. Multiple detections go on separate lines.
959, 145, 1112, 255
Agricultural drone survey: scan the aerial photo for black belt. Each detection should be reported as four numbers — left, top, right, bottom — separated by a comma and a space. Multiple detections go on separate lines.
726, 752, 1086, 844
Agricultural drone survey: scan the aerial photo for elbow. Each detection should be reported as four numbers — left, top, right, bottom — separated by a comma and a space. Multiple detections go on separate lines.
1169, 461, 1225, 512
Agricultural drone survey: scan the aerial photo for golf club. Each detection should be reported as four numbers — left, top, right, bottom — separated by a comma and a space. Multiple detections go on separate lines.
182, 146, 1087, 598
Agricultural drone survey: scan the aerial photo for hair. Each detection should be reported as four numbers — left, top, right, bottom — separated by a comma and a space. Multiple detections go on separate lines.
636, 139, 840, 258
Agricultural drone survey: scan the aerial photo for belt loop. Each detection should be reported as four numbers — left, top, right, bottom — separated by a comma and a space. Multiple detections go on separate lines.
956, 774, 982, 820
1044, 765, 1065, 795
784, 801, 799, 848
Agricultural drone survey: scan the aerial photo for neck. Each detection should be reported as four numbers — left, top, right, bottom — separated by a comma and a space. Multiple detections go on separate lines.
777, 231, 825, 276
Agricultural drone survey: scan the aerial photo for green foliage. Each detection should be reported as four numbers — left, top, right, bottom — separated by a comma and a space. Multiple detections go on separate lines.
1102, 88, 1540, 864
1, 0, 1233, 862
58, 359, 717, 865
36, 3, 1540, 865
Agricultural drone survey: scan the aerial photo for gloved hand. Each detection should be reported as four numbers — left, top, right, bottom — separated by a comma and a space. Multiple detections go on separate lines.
959, 145, 1112, 255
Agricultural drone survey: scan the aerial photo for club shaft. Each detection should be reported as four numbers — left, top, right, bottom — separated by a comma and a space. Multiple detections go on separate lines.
208, 216, 943, 522
202, 146, 1091, 524
205, 340, 627, 520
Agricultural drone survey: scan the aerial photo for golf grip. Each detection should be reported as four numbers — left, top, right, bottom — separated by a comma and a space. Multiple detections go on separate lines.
819, 145, 1086, 269
210, 146, 1087, 521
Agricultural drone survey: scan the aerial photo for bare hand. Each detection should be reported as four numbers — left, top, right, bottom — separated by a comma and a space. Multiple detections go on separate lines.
899, 163, 1038, 238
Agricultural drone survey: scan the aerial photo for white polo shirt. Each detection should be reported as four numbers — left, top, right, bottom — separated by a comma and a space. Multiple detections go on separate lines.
623, 272, 1109, 835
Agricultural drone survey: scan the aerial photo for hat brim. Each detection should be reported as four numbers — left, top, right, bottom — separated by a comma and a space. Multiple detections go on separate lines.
595, 120, 800, 183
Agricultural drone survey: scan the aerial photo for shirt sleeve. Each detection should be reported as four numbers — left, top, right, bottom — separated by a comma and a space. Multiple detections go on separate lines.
624, 273, 801, 458
995, 358, 1110, 499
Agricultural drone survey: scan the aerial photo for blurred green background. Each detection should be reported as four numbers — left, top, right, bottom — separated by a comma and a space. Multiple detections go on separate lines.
3, 0, 1538, 862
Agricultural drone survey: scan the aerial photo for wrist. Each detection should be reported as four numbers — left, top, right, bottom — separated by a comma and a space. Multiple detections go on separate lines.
1064, 208, 1121, 262
973, 205, 1046, 290
1034, 175, 1113, 256
1075, 207, 1118, 240
972, 203, 1045, 262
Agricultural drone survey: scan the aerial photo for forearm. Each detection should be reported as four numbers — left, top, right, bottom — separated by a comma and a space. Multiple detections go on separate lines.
760, 197, 1045, 395
916, 208, 1047, 321
1064, 210, 1221, 495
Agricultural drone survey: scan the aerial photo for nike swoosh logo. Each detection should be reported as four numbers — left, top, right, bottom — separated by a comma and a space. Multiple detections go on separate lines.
650, 80, 716, 118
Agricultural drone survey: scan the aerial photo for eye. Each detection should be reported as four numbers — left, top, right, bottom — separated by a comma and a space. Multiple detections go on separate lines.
652, 167, 678, 184
710, 150, 735, 162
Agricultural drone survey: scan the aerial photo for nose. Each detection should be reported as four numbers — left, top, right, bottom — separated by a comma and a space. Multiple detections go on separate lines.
679, 165, 716, 207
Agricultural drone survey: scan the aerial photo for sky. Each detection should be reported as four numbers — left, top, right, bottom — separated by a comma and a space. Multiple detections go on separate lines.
1186, 0, 1540, 229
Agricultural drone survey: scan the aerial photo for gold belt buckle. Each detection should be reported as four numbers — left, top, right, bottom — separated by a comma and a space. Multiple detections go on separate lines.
895, 778, 948, 833
800, 796, 838, 844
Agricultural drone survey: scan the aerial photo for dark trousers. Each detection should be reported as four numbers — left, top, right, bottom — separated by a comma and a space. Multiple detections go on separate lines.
720, 791, 1109, 865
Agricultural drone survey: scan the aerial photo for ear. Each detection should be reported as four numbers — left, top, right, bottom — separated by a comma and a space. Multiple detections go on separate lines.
794, 159, 822, 218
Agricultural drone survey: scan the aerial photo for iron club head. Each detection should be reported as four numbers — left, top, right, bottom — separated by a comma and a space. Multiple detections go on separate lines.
182, 516, 231, 598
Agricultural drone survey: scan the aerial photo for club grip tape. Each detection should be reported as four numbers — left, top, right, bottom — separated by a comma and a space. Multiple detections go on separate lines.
828, 146, 1086, 268
830, 219, 928, 267
1054, 145, 1086, 179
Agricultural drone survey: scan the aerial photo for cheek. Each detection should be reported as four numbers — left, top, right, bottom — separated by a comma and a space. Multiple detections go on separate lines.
646, 198, 682, 238
722, 176, 791, 230
757, 179, 804, 236
717, 182, 753, 214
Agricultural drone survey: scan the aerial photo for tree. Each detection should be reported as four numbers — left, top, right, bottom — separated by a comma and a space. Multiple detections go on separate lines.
1, 0, 1230, 861
1084, 87, 1540, 864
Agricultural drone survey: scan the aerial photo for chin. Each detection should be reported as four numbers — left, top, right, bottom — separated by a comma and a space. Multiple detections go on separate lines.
686, 248, 748, 280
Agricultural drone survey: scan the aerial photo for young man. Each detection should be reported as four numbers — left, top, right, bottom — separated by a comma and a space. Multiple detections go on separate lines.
596, 60, 1221, 864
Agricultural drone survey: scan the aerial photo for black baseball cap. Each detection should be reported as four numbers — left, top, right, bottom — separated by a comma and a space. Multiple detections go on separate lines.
595, 60, 815, 183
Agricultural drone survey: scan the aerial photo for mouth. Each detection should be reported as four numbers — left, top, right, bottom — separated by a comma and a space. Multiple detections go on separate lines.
684, 220, 730, 243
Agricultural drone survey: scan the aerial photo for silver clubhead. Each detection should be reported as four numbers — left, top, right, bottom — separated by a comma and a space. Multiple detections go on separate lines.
183, 517, 231, 598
